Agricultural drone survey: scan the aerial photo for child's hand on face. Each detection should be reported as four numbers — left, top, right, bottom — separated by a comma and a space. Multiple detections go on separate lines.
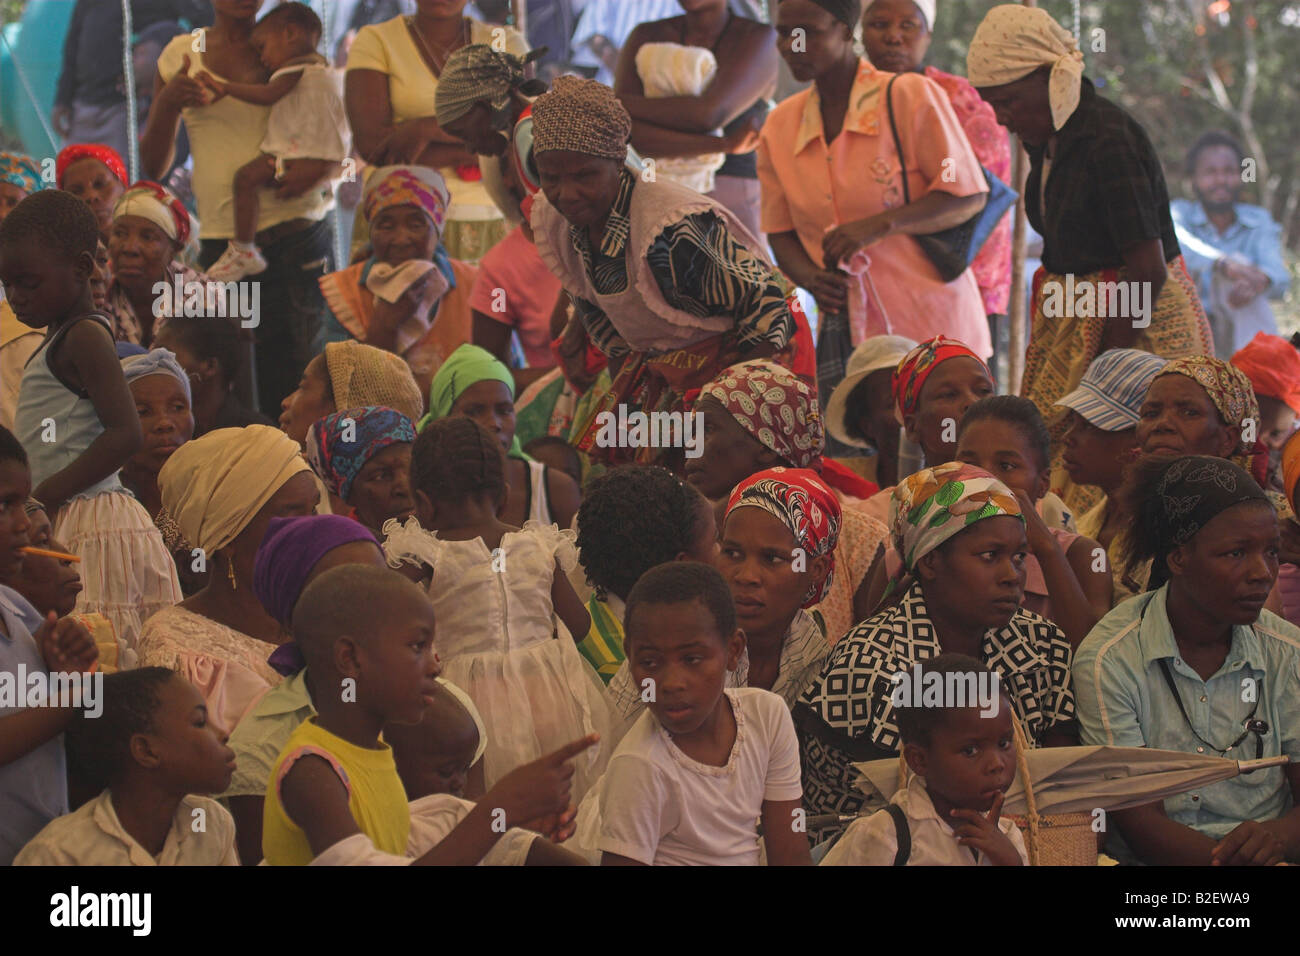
483, 734, 599, 832
949, 792, 1023, 866
35, 611, 98, 675
1011, 488, 1056, 559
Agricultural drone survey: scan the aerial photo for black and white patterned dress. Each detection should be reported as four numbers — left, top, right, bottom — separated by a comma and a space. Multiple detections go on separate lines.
794, 582, 1076, 837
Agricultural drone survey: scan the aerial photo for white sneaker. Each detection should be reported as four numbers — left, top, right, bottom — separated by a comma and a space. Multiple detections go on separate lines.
206, 243, 268, 281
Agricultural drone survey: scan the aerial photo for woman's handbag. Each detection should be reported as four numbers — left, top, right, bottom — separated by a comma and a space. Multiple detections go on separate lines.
884, 73, 1019, 282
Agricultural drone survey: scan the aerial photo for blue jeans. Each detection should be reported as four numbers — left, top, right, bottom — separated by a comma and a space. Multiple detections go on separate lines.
200, 217, 334, 416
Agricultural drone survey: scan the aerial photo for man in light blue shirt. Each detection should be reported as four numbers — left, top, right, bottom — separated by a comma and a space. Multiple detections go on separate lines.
1074, 585, 1300, 865
1170, 130, 1290, 355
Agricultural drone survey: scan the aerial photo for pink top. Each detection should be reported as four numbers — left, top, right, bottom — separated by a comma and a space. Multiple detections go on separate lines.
469, 225, 562, 368
924, 66, 1013, 316
757, 59, 991, 357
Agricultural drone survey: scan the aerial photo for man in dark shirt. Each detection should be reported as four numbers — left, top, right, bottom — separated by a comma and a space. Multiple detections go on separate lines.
52, 0, 210, 159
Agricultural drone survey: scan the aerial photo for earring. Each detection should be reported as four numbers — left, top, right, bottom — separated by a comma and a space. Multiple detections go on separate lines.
227, 555, 237, 590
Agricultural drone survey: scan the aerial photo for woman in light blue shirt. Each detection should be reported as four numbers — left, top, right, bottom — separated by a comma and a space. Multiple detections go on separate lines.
1074, 454, 1300, 866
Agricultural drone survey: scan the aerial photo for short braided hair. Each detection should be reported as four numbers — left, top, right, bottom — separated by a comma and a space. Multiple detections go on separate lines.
410, 416, 507, 507
0, 188, 98, 260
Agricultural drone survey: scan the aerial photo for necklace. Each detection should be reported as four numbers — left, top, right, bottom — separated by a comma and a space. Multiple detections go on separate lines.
408, 15, 468, 77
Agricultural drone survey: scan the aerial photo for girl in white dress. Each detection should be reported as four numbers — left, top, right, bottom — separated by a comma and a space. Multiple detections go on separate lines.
383, 417, 610, 801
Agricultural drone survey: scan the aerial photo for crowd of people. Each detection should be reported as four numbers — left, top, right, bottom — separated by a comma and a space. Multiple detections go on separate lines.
0, 0, 1296, 869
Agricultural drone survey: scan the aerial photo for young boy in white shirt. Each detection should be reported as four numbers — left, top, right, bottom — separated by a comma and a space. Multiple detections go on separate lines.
822, 653, 1029, 866
596, 562, 811, 866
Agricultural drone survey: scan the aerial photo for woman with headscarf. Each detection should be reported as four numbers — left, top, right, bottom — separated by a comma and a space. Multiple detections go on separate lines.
1130, 355, 1293, 603
967, 4, 1214, 499
118, 348, 196, 548
279, 339, 425, 448
759, 0, 990, 405
603, 466, 841, 749
305, 405, 417, 537
859, 0, 1012, 340
425, 343, 580, 531
687, 358, 887, 639
102, 181, 205, 346
345, 0, 529, 262
1230, 332, 1300, 493
795, 462, 1077, 839
318, 165, 476, 399
137, 425, 322, 733
1076, 455, 1300, 866
0, 153, 46, 431
56, 143, 128, 242
223, 513, 390, 865
529, 75, 800, 469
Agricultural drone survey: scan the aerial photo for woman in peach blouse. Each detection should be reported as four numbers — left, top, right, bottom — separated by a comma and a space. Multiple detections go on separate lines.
137, 426, 322, 734
758, 0, 990, 380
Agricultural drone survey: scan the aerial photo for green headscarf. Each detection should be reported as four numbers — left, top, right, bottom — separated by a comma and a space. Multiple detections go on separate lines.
420, 344, 531, 460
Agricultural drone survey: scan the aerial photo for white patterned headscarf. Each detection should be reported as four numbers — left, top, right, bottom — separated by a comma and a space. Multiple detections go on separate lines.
966, 4, 1085, 131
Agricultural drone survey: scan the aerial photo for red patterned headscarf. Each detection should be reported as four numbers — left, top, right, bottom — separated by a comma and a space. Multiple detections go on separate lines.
892, 335, 992, 420
726, 467, 842, 607
55, 143, 128, 189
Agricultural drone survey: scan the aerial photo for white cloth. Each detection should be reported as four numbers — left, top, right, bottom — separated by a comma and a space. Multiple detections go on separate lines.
864, 0, 936, 31
589, 687, 803, 866
966, 4, 1085, 131
382, 519, 611, 801
14, 791, 238, 866
634, 42, 726, 194
261, 63, 352, 164
55, 490, 181, 658
157, 32, 333, 239
308, 794, 540, 865
820, 772, 1029, 866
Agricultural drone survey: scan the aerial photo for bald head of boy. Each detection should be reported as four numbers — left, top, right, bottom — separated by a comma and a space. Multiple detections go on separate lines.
293, 564, 441, 726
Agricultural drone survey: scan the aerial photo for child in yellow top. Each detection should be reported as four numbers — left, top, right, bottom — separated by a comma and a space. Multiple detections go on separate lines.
262, 563, 599, 866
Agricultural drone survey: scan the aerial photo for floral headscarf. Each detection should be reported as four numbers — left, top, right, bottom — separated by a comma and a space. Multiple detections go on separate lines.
701, 360, 824, 469
889, 462, 1023, 580
892, 335, 991, 421
1154, 356, 1268, 482
0, 152, 43, 195
726, 467, 842, 607
305, 406, 417, 502
362, 166, 450, 240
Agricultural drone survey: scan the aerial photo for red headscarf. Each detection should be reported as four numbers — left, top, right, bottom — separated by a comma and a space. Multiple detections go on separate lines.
1231, 332, 1300, 416
55, 144, 128, 189
726, 467, 842, 607
892, 335, 992, 420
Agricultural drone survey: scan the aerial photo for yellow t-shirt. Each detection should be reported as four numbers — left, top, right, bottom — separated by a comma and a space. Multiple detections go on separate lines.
262, 717, 410, 866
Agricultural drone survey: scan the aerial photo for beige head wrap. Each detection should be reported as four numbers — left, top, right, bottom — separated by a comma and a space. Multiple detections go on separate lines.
323, 341, 425, 424
531, 75, 631, 160
158, 425, 311, 554
967, 4, 1085, 131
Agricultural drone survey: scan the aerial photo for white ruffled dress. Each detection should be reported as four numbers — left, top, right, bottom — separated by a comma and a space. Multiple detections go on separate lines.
383, 519, 610, 802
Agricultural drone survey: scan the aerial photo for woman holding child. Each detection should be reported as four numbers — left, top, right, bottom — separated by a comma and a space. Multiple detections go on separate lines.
796, 462, 1077, 835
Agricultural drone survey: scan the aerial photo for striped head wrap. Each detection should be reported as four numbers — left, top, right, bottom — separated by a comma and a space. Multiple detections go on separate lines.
531, 75, 631, 161
434, 44, 547, 127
